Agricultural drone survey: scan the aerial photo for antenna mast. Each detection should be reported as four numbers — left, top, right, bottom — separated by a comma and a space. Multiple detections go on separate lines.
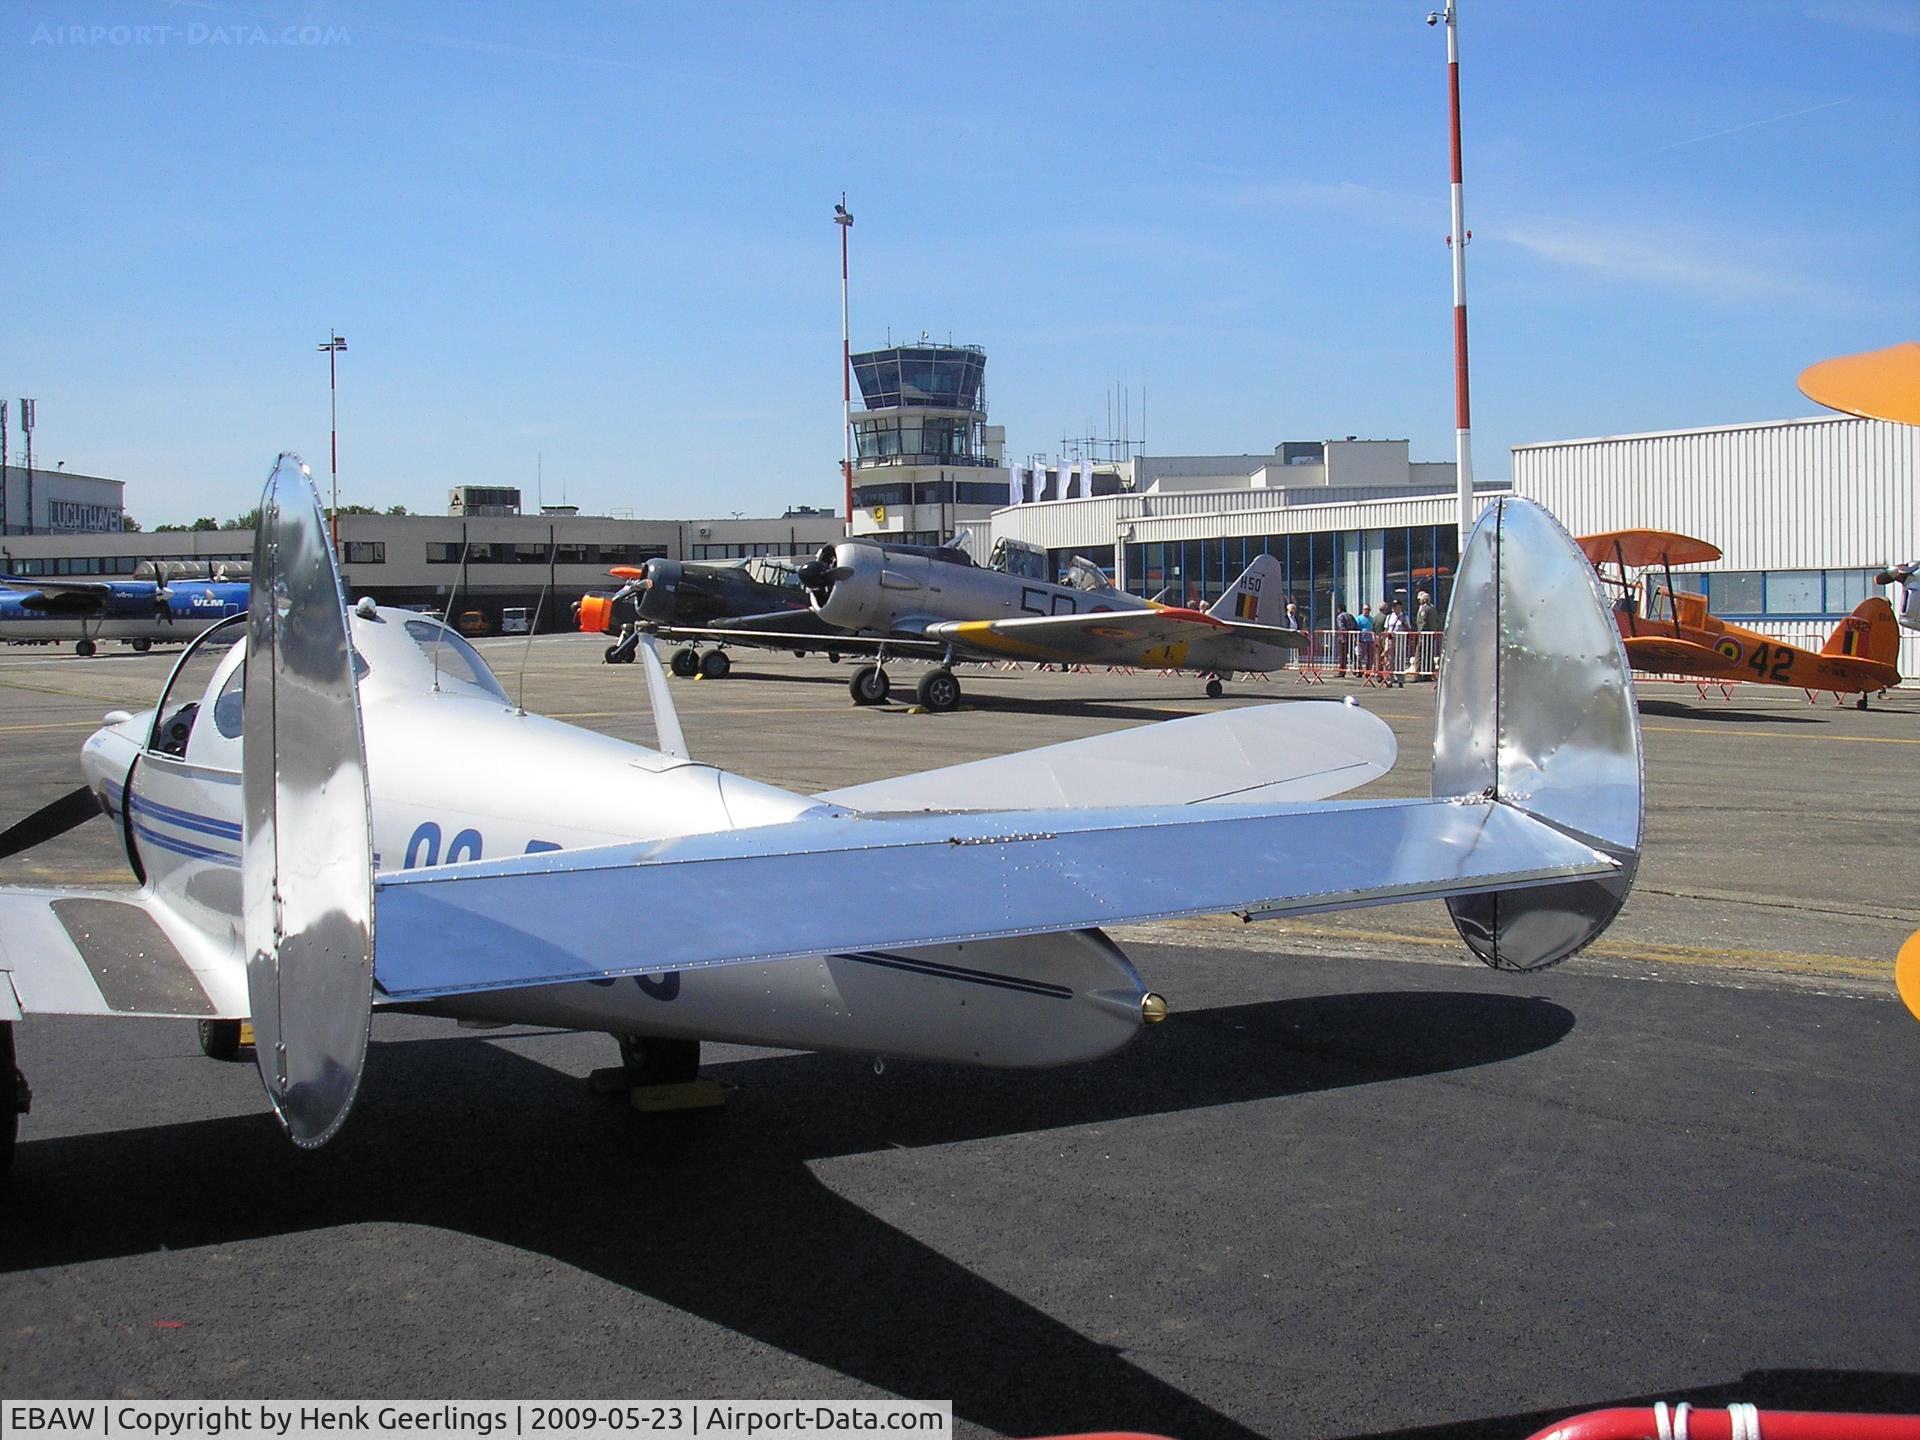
1435, 0, 1475, 545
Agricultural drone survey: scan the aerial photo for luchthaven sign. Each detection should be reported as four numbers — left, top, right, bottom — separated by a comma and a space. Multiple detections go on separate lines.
46, 500, 123, 533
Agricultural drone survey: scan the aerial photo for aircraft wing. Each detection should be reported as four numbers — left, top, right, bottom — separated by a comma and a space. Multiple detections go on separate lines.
818, 700, 1395, 812
0, 887, 248, 1019
1621, 635, 1745, 679
924, 608, 1304, 665
372, 795, 1621, 1001
0, 574, 116, 614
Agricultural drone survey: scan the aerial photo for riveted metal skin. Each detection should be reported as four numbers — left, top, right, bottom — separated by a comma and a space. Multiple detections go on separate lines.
1434, 497, 1644, 971
242, 455, 377, 1147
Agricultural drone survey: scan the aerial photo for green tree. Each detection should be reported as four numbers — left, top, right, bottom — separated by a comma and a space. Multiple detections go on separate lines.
221, 508, 261, 530
121, 515, 142, 533
189, 517, 218, 532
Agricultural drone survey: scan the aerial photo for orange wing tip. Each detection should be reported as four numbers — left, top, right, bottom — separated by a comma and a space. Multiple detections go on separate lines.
1897, 928, 1920, 1024
1798, 341, 1920, 426
608, 565, 645, 579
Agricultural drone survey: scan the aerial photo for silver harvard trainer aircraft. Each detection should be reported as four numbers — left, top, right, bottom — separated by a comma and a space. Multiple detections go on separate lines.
0, 457, 1644, 1168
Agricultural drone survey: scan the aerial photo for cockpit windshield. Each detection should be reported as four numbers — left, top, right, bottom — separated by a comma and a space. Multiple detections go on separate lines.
988, 538, 1049, 582
1062, 556, 1115, 593
403, 619, 511, 702
744, 556, 806, 590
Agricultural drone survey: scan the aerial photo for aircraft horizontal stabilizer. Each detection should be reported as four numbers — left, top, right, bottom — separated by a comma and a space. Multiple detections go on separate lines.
372, 795, 1618, 1001
0, 887, 249, 1019
817, 700, 1394, 813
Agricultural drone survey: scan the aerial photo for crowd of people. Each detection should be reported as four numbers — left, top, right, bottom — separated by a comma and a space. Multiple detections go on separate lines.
1327, 589, 1442, 683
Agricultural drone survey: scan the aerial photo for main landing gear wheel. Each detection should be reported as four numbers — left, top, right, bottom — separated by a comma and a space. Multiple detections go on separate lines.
1858, 695, 1870, 710
75, 639, 96, 658
849, 664, 890, 705
618, 1034, 701, 1087
669, 647, 699, 678
699, 648, 731, 679
131, 638, 152, 653
916, 668, 961, 712
197, 1019, 245, 1061
1204, 676, 1224, 699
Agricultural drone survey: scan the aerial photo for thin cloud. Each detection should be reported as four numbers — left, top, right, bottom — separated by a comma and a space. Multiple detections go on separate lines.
1561, 98, 1855, 180
1488, 213, 1857, 311
1805, 1, 1920, 37
413, 31, 655, 75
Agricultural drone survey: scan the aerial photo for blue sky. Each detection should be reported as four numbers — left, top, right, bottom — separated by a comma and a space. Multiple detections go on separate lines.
3, 0, 1916, 525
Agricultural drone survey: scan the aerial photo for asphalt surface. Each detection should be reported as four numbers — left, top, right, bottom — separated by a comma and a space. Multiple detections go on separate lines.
1, 635, 1917, 1437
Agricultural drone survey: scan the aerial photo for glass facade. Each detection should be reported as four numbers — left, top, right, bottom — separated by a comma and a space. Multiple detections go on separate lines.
851, 346, 986, 412
1116, 524, 1459, 632
425, 541, 668, 565
854, 478, 1009, 508
853, 415, 990, 466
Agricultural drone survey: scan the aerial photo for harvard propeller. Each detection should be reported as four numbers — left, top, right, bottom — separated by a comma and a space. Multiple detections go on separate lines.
1, 457, 1644, 1170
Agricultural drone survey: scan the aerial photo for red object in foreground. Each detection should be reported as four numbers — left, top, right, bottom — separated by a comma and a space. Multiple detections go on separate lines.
1526, 1404, 1920, 1440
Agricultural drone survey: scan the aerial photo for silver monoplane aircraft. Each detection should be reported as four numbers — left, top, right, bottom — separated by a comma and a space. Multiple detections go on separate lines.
0, 457, 1643, 1167
661, 536, 1307, 709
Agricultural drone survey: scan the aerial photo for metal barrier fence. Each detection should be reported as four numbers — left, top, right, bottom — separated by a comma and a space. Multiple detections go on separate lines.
1296, 630, 1443, 686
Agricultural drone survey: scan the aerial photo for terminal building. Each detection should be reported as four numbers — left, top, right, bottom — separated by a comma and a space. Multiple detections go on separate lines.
1, 482, 844, 633
0, 463, 126, 537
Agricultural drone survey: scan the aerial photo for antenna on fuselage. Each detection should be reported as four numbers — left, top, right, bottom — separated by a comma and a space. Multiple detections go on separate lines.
515, 525, 556, 716
433, 525, 470, 694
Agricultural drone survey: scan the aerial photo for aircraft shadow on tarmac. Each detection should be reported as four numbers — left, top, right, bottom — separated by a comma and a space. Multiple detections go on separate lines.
1634, 698, 1834, 724
6, 990, 1573, 1438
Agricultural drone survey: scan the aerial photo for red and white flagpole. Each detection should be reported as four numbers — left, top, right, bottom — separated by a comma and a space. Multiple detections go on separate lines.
1437, 0, 1475, 546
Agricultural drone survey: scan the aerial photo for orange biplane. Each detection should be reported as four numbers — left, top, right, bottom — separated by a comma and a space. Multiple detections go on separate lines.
1578, 528, 1903, 708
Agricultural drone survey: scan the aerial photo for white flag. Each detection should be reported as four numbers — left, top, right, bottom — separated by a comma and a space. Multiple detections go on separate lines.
1008, 465, 1024, 506
1077, 459, 1094, 498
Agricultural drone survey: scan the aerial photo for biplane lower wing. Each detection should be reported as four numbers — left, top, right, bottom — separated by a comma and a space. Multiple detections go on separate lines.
371, 795, 1621, 1001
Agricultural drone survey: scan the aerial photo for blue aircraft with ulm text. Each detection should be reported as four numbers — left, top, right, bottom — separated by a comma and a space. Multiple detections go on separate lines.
0, 571, 248, 655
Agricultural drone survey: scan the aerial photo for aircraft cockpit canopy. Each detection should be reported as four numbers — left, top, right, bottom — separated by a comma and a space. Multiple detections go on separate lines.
743, 556, 807, 591
988, 538, 1049, 583
1061, 556, 1116, 593
401, 618, 511, 702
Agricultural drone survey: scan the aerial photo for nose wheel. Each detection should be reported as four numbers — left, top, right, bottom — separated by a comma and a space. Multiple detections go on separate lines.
849, 664, 891, 705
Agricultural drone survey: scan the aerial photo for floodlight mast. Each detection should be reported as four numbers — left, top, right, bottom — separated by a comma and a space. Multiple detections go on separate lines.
1435, 0, 1475, 548
317, 332, 347, 551
835, 196, 854, 533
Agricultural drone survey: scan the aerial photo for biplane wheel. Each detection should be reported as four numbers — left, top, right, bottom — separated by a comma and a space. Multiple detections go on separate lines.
669, 647, 699, 678
849, 665, 890, 705
1857, 695, 1869, 710
131, 638, 152, 653
75, 639, 96, 658
197, 1019, 244, 1061
617, 1035, 700, 1087
917, 668, 961, 713
1205, 677, 1224, 699
699, 649, 731, 680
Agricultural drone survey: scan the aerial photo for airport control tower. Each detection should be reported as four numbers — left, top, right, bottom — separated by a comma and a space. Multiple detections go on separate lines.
847, 339, 1007, 546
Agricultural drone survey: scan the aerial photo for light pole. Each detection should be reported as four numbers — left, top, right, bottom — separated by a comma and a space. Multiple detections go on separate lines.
317, 332, 347, 550
834, 197, 854, 531
1429, 1, 1475, 549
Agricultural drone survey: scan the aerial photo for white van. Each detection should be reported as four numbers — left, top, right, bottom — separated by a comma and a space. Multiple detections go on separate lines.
500, 607, 530, 635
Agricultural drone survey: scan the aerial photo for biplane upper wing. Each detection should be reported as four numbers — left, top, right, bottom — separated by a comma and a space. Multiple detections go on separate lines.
1575, 530, 1723, 569
923, 607, 1304, 664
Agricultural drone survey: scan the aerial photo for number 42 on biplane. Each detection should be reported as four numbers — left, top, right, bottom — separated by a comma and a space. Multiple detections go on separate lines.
1577, 529, 1902, 707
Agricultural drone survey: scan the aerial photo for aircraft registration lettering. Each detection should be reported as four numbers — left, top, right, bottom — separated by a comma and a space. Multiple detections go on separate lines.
403, 822, 566, 869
